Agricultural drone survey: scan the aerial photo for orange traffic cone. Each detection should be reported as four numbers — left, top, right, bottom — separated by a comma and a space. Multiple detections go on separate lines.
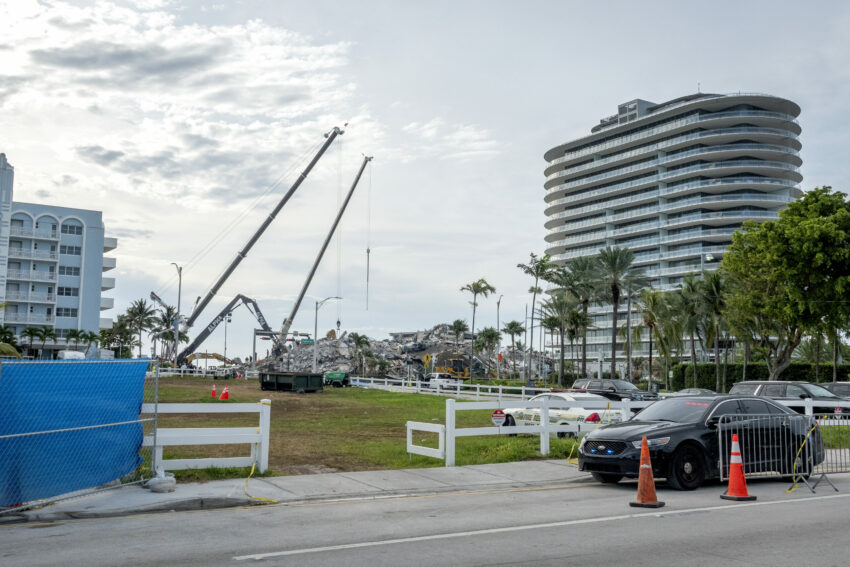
211, 382, 217, 398
218, 384, 229, 400
721, 433, 756, 501
630, 436, 665, 508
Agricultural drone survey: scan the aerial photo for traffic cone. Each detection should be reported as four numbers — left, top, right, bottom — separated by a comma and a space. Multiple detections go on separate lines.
218, 384, 229, 401
721, 433, 756, 501
630, 436, 665, 508
211, 382, 216, 398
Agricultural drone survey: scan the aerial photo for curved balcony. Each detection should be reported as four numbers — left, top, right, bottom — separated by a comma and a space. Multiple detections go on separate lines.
663, 227, 737, 246
662, 192, 794, 214
613, 235, 660, 249
546, 109, 800, 166
660, 176, 798, 199
664, 209, 777, 230
545, 142, 800, 189
544, 189, 660, 224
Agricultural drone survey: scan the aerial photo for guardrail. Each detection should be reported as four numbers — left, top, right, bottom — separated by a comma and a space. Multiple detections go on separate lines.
408, 398, 655, 466
140, 400, 270, 473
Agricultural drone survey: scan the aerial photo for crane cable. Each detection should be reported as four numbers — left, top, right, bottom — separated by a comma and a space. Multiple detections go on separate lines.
336, 137, 343, 331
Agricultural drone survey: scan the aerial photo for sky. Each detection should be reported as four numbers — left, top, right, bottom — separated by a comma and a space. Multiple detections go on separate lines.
2, 0, 850, 361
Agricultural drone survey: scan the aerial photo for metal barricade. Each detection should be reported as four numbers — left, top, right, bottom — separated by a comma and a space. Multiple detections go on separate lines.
718, 413, 844, 493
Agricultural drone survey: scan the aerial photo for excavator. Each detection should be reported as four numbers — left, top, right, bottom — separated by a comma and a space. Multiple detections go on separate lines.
160, 125, 373, 372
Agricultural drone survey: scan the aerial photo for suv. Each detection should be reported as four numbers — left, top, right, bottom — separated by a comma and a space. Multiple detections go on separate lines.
823, 382, 850, 397
729, 381, 848, 415
571, 378, 658, 401
425, 372, 463, 388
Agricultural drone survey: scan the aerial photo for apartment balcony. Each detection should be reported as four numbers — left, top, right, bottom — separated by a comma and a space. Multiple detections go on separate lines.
102, 256, 117, 272
9, 227, 59, 240
103, 237, 118, 252
8, 248, 59, 261
6, 269, 57, 282
101, 296, 114, 311
4, 312, 55, 324
544, 189, 660, 221
4, 291, 56, 303
101, 277, 115, 291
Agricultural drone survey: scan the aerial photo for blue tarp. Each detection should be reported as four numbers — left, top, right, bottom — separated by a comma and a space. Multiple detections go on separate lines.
0, 360, 149, 507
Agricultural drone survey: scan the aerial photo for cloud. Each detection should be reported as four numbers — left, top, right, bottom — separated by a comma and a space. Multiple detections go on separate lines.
402, 118, 500, 161
110, 227, 155, 239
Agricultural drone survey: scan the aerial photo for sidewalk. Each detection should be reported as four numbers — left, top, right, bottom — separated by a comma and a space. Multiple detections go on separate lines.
7, 460, 588, 522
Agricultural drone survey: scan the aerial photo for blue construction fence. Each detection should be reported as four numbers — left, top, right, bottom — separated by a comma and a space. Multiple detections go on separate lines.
0, 359, 151, 508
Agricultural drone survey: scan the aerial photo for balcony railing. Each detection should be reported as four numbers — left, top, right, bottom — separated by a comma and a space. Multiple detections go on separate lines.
3, 312, 56, 324
4, 291, 56, 302
7, 248, 59, 261
665, 209, 777, 228
6, 269, 57, 282
9, 227, 59, 240
546, 190, 660, 220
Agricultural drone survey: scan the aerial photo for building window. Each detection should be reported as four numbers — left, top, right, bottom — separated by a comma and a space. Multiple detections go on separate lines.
56, 307, 78, 317
57, 286, 79, 297
61, 224, 83, 235
56, 328, 73, 339
58, 266, 81, 276
60, 245, 81, 255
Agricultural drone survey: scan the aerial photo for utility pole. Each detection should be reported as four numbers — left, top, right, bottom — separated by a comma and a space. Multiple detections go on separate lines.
170, 263, 182, 368
496, 295, 503, 380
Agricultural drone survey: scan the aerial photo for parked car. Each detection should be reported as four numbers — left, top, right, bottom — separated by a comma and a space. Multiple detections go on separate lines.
504, 392, 626, 438
823, 382, 850, 397
728, 381, 848, 415
663, 388, 717, 397
571, 378, 658, 401
578, 395, 824, 490
424, 372, 464, 388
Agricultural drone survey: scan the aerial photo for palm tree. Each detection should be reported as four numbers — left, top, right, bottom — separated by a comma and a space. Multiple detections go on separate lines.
449, 319, 469, 352
474, 327, 501, 377
66, 329, 84, 351
678, 274, 705, 389
541, 291, 575, 387
501, 320, 525, 377
21, 326, 39, 356
596, 246, 638, 380
349, 332, 371, 375
701, 270, 727, 392
460, 278, 496, 375
621, 271, 649, 381
547, 257, 598, 378
630, 289, 669, 387
126, 299, 157, 358
517, 253, 553, 382
35, 326, 57, 358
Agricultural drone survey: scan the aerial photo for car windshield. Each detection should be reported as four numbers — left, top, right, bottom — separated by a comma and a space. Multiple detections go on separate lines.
611, 380, 639, 390
633, 398, 711, 423
803, 384, 839, 398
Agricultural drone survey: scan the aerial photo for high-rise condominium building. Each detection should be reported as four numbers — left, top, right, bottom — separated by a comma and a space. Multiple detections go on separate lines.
0, 153, 117, 356
542, 93, 802, 365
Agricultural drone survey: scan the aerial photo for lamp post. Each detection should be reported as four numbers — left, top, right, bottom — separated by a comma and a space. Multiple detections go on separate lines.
700, 253, 715, 272
496, 295, 503, 379
313, 296, 342, 373
170, 263, 182, 368
224, 313, 231, 362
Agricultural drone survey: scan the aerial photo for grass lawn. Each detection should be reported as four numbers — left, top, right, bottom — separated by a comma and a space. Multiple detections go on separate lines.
152, 376, 578, 481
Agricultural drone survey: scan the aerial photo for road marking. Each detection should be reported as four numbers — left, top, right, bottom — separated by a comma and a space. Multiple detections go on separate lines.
233, 492, 850, 561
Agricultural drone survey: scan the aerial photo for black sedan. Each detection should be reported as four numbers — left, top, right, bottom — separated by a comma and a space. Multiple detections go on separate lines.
578, 395, 824, 490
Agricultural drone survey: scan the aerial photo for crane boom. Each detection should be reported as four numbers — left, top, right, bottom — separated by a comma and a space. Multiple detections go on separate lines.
184, 126, 345, 329
277, 155, 373, 343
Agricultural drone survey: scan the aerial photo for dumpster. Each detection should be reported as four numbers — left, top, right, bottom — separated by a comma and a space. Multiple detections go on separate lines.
259, 371, 323, 393
323, 371, 351, 387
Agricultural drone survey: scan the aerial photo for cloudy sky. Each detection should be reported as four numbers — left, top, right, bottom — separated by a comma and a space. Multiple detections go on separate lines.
2, 0, 849, 360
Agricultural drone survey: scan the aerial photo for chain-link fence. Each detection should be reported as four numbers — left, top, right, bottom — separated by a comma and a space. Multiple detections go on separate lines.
0, 359, 154, 514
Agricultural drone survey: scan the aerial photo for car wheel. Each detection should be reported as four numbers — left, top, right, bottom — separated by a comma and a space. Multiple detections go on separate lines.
591, 472, 623, 484
557, 431, 576, 439
667, 445, 706, 491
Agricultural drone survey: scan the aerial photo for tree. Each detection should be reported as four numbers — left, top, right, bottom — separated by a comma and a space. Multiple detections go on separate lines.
35, 326, 57, 358
517, 253, 553, 382
700, 271, 727, 392
630, 289, 669, 387
460, 278, 496, 375
66, 329, 85, 350
596, 246, 639, 380
21, 326, 39, 356
677, 274, 706, 388
349, 333, 371, 375
0, 323, 20, 359
541, 291, 575, 387
723, 187, 850, 380
474, 327, 501, 377
126, 299, 158, 358
501, 320, 525, 377
449, 319, 469, 352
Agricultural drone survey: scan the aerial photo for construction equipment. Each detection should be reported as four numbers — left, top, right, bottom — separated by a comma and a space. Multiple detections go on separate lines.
176, 294, 279, 366
186, 352, 233, 365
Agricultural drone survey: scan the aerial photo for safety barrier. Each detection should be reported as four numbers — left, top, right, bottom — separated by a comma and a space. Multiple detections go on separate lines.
140, 400, 271, 473
352, 375, 553, 401
408, 398, 655, 466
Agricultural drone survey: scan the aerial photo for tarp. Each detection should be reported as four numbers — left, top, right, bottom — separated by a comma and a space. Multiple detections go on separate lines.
0, 360, 149, 507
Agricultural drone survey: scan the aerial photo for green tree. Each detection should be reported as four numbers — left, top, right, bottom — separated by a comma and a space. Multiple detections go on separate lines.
21, 326, 39, 356
449, 319, 469, 352
501, 320, 525, 377
596, 246, 639, 380
66, 329, 84, 350
126, 299, 157, 358
517, 253, 553, 382
676, 274, 707, 388
474, 327, 501, 377
723, 187, 850, 380
460, 278, 496, 375
630, 289, 670, 387
0, 322, 20, 358
541, 292, 575, 387
349, 332, 371, 375
35, 326, 57, 358
700, 270, 727, 392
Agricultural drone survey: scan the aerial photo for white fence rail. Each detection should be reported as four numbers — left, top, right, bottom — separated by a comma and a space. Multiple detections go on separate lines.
408, 398, 655, 466
141, 400, 271, 473
353, 375, 553, 401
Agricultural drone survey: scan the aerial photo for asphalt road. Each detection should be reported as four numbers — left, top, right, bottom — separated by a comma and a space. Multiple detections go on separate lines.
3, 475, 849, 566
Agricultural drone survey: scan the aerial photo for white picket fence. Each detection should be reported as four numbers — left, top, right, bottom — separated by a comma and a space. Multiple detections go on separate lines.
408, 398, 655, 466
141, 399, 271, 473
352, 375, 552, 401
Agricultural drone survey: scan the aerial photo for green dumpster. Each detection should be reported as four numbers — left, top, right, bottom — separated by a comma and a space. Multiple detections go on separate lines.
323, 371, 351, 387
259, 371, 323, 393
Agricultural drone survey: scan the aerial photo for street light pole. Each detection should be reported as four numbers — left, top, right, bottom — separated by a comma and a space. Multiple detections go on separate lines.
170, 263, 182, 368
496, 295, 503, 380
224, 313, 231, 362
313, 296, 342, 373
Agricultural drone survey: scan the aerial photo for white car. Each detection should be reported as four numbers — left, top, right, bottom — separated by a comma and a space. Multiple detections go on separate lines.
504, 392, 626, 438
424, 372, 464, 388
